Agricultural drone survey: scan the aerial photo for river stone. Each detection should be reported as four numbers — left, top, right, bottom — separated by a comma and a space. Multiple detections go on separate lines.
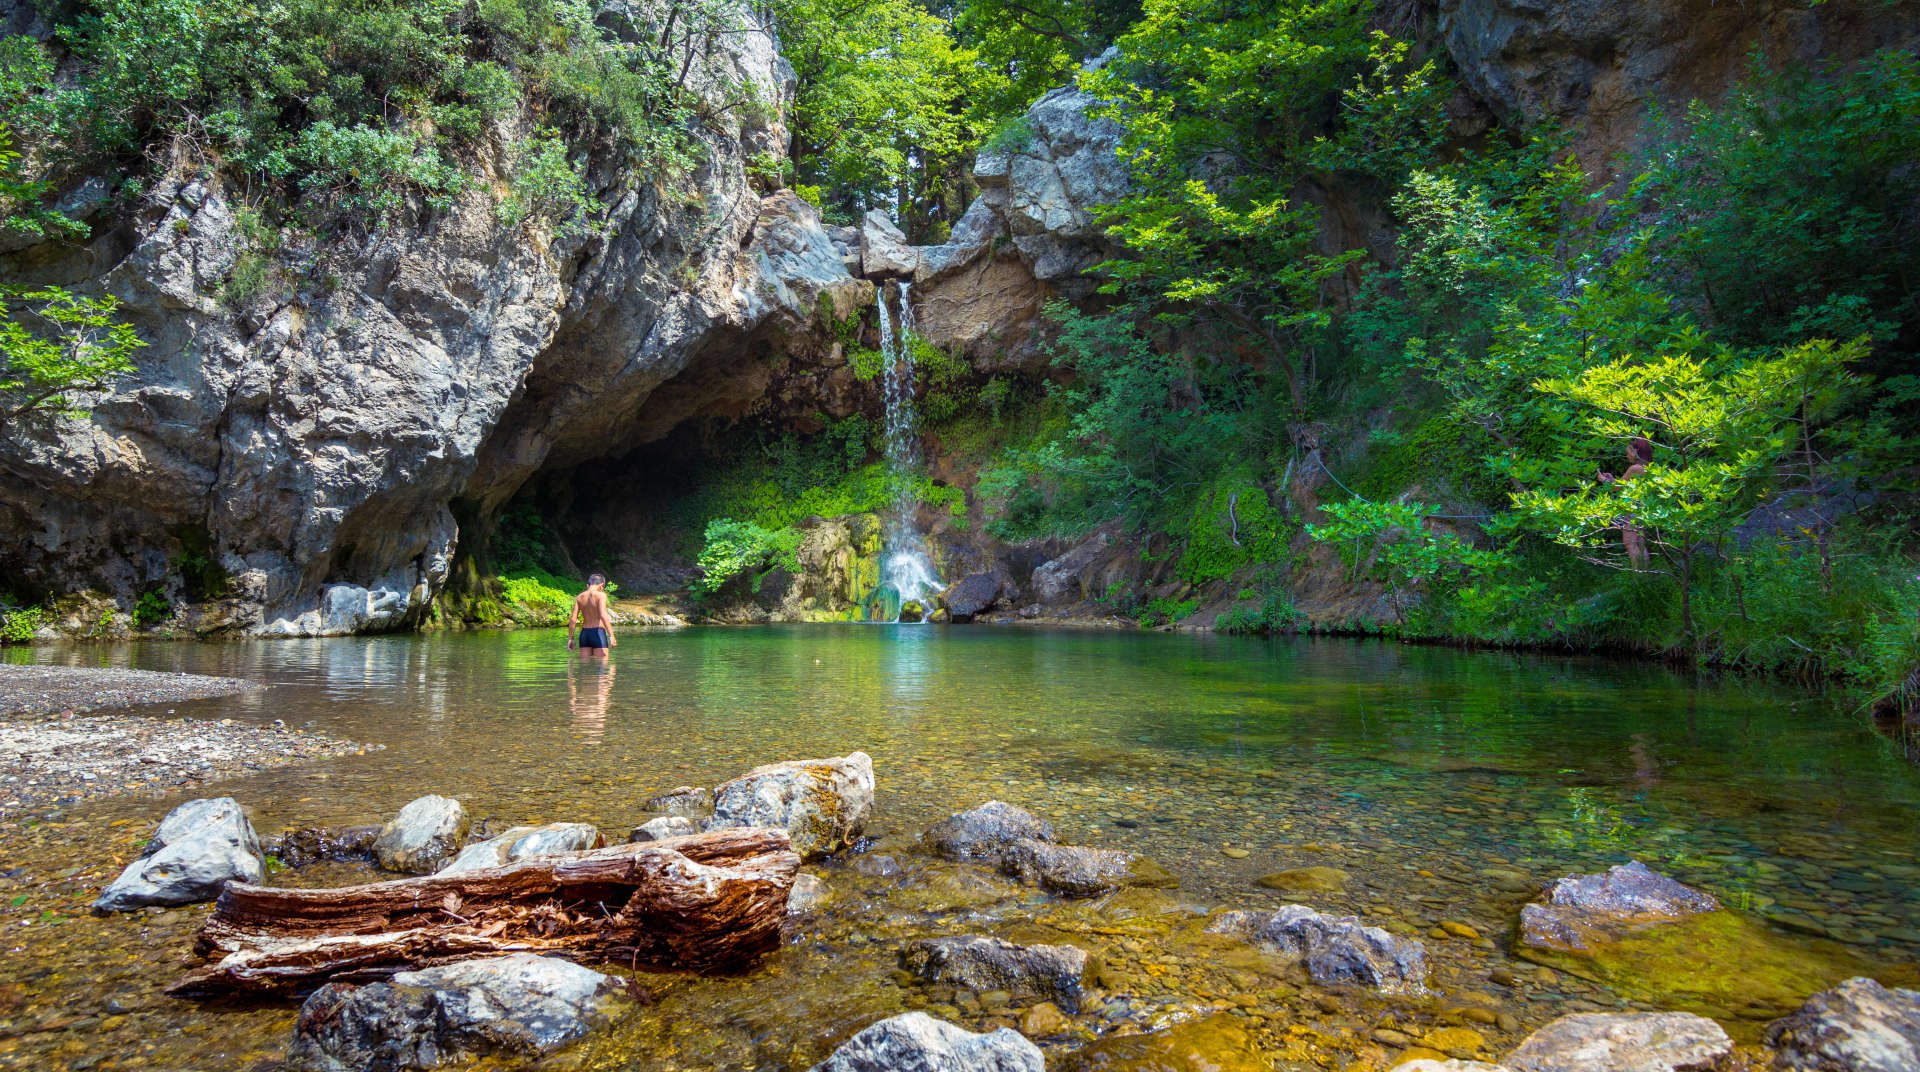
267, 825, 381, 868
1764, 976, 1920, 1072
942, 573, 1003, 621
1505, 1012, 1732, 1072
903, 936, 1098, 1012
438, 822, 602, 875
809, 1011, 1043, 1072
284, 953, 627, 1072
1397, 1063, 1511, 1072
710, 752, 874, 860
94, 796, 264, 912
373, 795, 470, 874
923, 801, 1057, 861
998, 838, 1176, 898
1061, 1016, 1270, 1072
789, 872, 831, 915
1257, 866, 1351, 894
1207, 905, 1427, 995
642, 786, 714, 819
1521, 861, 1719, 952
629, 815, 698, 842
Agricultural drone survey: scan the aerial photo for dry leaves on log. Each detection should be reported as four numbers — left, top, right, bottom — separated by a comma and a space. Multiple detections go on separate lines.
169, 827, 800, 997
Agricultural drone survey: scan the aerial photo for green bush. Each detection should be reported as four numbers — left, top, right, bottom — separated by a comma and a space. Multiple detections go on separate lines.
132, 588, 171, 628
0, 604, 43, 644
692, 517, 796, 597
1137, 596, 1198, 628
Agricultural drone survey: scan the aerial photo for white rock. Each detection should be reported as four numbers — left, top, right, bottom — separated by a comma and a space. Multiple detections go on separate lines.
373, 795, 470, 874
94, 796, 263, 912
438, 822, 601, 875
1506, 1012, 1732, 1072
809, 1012, 1043, 1072
709, 751, 874, 860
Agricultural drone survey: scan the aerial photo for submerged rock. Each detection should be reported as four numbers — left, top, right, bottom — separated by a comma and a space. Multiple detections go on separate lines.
642, 786, 715, 819
266, 825, 380, 868
1208, 905, 1427, 995
1397, 1063, 1509, 1072
94, 796, 264, 912
372, 795, 469, 874
923, 801, 1056, 861
1256, 866, 1351, 894
1765, 976, 1920, 1072
438, 822, 602, 875
284, 953, 627, 1072
710, 752, 874, 860
1061, 1016, 1272, 1072
788, 872, 831, 915
629, 815, 698, 842
998, 839, 1176, 898
1505, 1011, 1731, 1072
904, 936, 1097, 1012
809, 1011, 1043, 1072
1521, 861, 1719, 952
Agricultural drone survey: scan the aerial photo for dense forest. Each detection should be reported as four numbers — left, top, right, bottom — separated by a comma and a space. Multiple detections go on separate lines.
1, 0, 1917, 715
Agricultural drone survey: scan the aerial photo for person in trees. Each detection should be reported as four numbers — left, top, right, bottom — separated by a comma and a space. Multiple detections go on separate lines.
1598, 435, 1654, 567
567, 574, 616, 658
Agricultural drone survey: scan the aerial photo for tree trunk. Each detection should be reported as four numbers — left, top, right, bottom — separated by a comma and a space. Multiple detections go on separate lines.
167, 828, 799, 998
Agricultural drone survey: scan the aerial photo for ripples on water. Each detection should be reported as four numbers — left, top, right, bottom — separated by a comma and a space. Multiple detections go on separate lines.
3, 628, 1918, 1069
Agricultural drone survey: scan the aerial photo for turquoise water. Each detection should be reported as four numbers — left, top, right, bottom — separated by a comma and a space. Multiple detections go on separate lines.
3, 627, 1918, 1068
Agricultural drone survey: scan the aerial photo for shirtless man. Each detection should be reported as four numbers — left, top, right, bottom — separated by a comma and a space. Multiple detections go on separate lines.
567, 573, 616, 658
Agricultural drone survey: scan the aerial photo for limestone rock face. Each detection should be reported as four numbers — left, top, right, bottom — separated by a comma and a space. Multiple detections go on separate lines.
373, 795, 470, 875
809, 1012, 1044, 1072
923, 801, 1057, 861
0, 1, 868, 635
1505, 1012, 1731, 1072
1207, 905, 1427, 995
94, 797, 263, 912
284, 954, 627, 1072
708, 751, 874, 859
904, 936, 1097, 1012
438, 822, 602, 875
1765, 977, 1920, 1072
1520, 861, 1718, 952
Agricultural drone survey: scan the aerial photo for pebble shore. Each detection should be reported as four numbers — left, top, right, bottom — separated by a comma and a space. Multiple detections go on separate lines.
0, 664, 369, 817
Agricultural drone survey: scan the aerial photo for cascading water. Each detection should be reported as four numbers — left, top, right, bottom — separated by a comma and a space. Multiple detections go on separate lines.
873, 280, 943, 621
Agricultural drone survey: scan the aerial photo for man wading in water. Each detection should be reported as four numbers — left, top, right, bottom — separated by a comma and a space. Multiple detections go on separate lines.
568, 574, 617, 658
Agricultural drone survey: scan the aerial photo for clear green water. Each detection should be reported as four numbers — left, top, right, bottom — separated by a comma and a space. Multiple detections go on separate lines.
3, 627, 1918, 1069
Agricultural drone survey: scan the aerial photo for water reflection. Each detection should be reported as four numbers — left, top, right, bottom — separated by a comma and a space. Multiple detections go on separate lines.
570, 658, 615, 743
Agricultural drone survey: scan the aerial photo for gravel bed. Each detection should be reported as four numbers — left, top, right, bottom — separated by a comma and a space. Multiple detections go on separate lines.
0, 664, 262, 717
0, 665, 372, 817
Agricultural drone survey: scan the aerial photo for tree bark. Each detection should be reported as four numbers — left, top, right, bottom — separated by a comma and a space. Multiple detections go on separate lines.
168, 827, 799, 997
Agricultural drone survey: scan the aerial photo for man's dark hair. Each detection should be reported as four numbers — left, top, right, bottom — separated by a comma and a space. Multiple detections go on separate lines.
588, 573, 606, 587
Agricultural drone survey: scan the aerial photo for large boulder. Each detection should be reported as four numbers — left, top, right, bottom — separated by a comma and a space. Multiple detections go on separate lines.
438, 822, 602, 875
1764, 977, 1920, 1072
923, 801, 1056, 861
1504, 1012, 1731, 1072
861, 211, 920, 279
372, 795, 470, 874
1030, 531, 1114, 604
284, 954, 628, 1072
942, 573, 1005, 622
1520, 861, 1719, 952
904, 936, 1097, 1012
94, 796, 263, 912
1207, 905, 1427, 995
998, 839, 1176, 898
709, 752, 874, 860
809, 1012, 1044, 1072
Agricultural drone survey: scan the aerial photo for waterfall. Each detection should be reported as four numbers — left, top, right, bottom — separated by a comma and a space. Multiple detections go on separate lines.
874, 281, 943, 620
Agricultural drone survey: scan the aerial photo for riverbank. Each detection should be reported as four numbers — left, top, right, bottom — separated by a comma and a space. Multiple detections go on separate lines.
0, 665, 371, 818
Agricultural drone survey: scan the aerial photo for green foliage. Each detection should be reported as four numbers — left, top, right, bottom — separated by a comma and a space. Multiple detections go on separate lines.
498, 568, 578, 620
0, 285, 146, 428
692, 517, 794, 596
1305, 32, 1449, 187
0, 603, 43, 643
1177, 469, 1289, 584
1136, 595, 1197, 627
980, 114, 1034, 156
132, 588, 171, 628
220, 202, 284, 307
499, 129, 600, 236
1308, 498, 1506, 595
171, 525, 229, 601
1215, 574, 1302, 634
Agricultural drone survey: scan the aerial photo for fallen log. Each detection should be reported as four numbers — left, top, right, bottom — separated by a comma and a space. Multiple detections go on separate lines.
168, 827, 799, 997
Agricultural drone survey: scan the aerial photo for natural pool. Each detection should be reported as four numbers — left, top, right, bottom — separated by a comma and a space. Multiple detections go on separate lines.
3, 626, 1918, 1070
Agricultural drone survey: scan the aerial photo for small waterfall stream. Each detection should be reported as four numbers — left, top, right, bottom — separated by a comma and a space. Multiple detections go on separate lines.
874, 281, 942, 621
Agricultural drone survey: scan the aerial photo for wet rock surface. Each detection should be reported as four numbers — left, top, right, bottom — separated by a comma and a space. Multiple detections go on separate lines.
808, 1012, 1045, 1072
284, 953, 628, 1072
93, 796, 263, 911
998, 839, 1176, 898
1521, 861, 1720, 952
1208, 905, 1428, 994
265, 825, 381, 868
642, 786, 714, 818
629, 815, 698, 842
924, 801, 1057, 861
1504, 1011, 1732, 1072
709, 752, 874, 859
1764, 977, 1920, 1072
787, 871, 831, 915
372, 795, 470, 874
904, 936, 1097, 1012
438, 821, 602, 874
1061, 1016, 1273, 1071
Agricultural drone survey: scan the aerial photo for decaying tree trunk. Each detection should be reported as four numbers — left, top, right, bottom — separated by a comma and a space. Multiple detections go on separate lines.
168, 827, 799, 997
